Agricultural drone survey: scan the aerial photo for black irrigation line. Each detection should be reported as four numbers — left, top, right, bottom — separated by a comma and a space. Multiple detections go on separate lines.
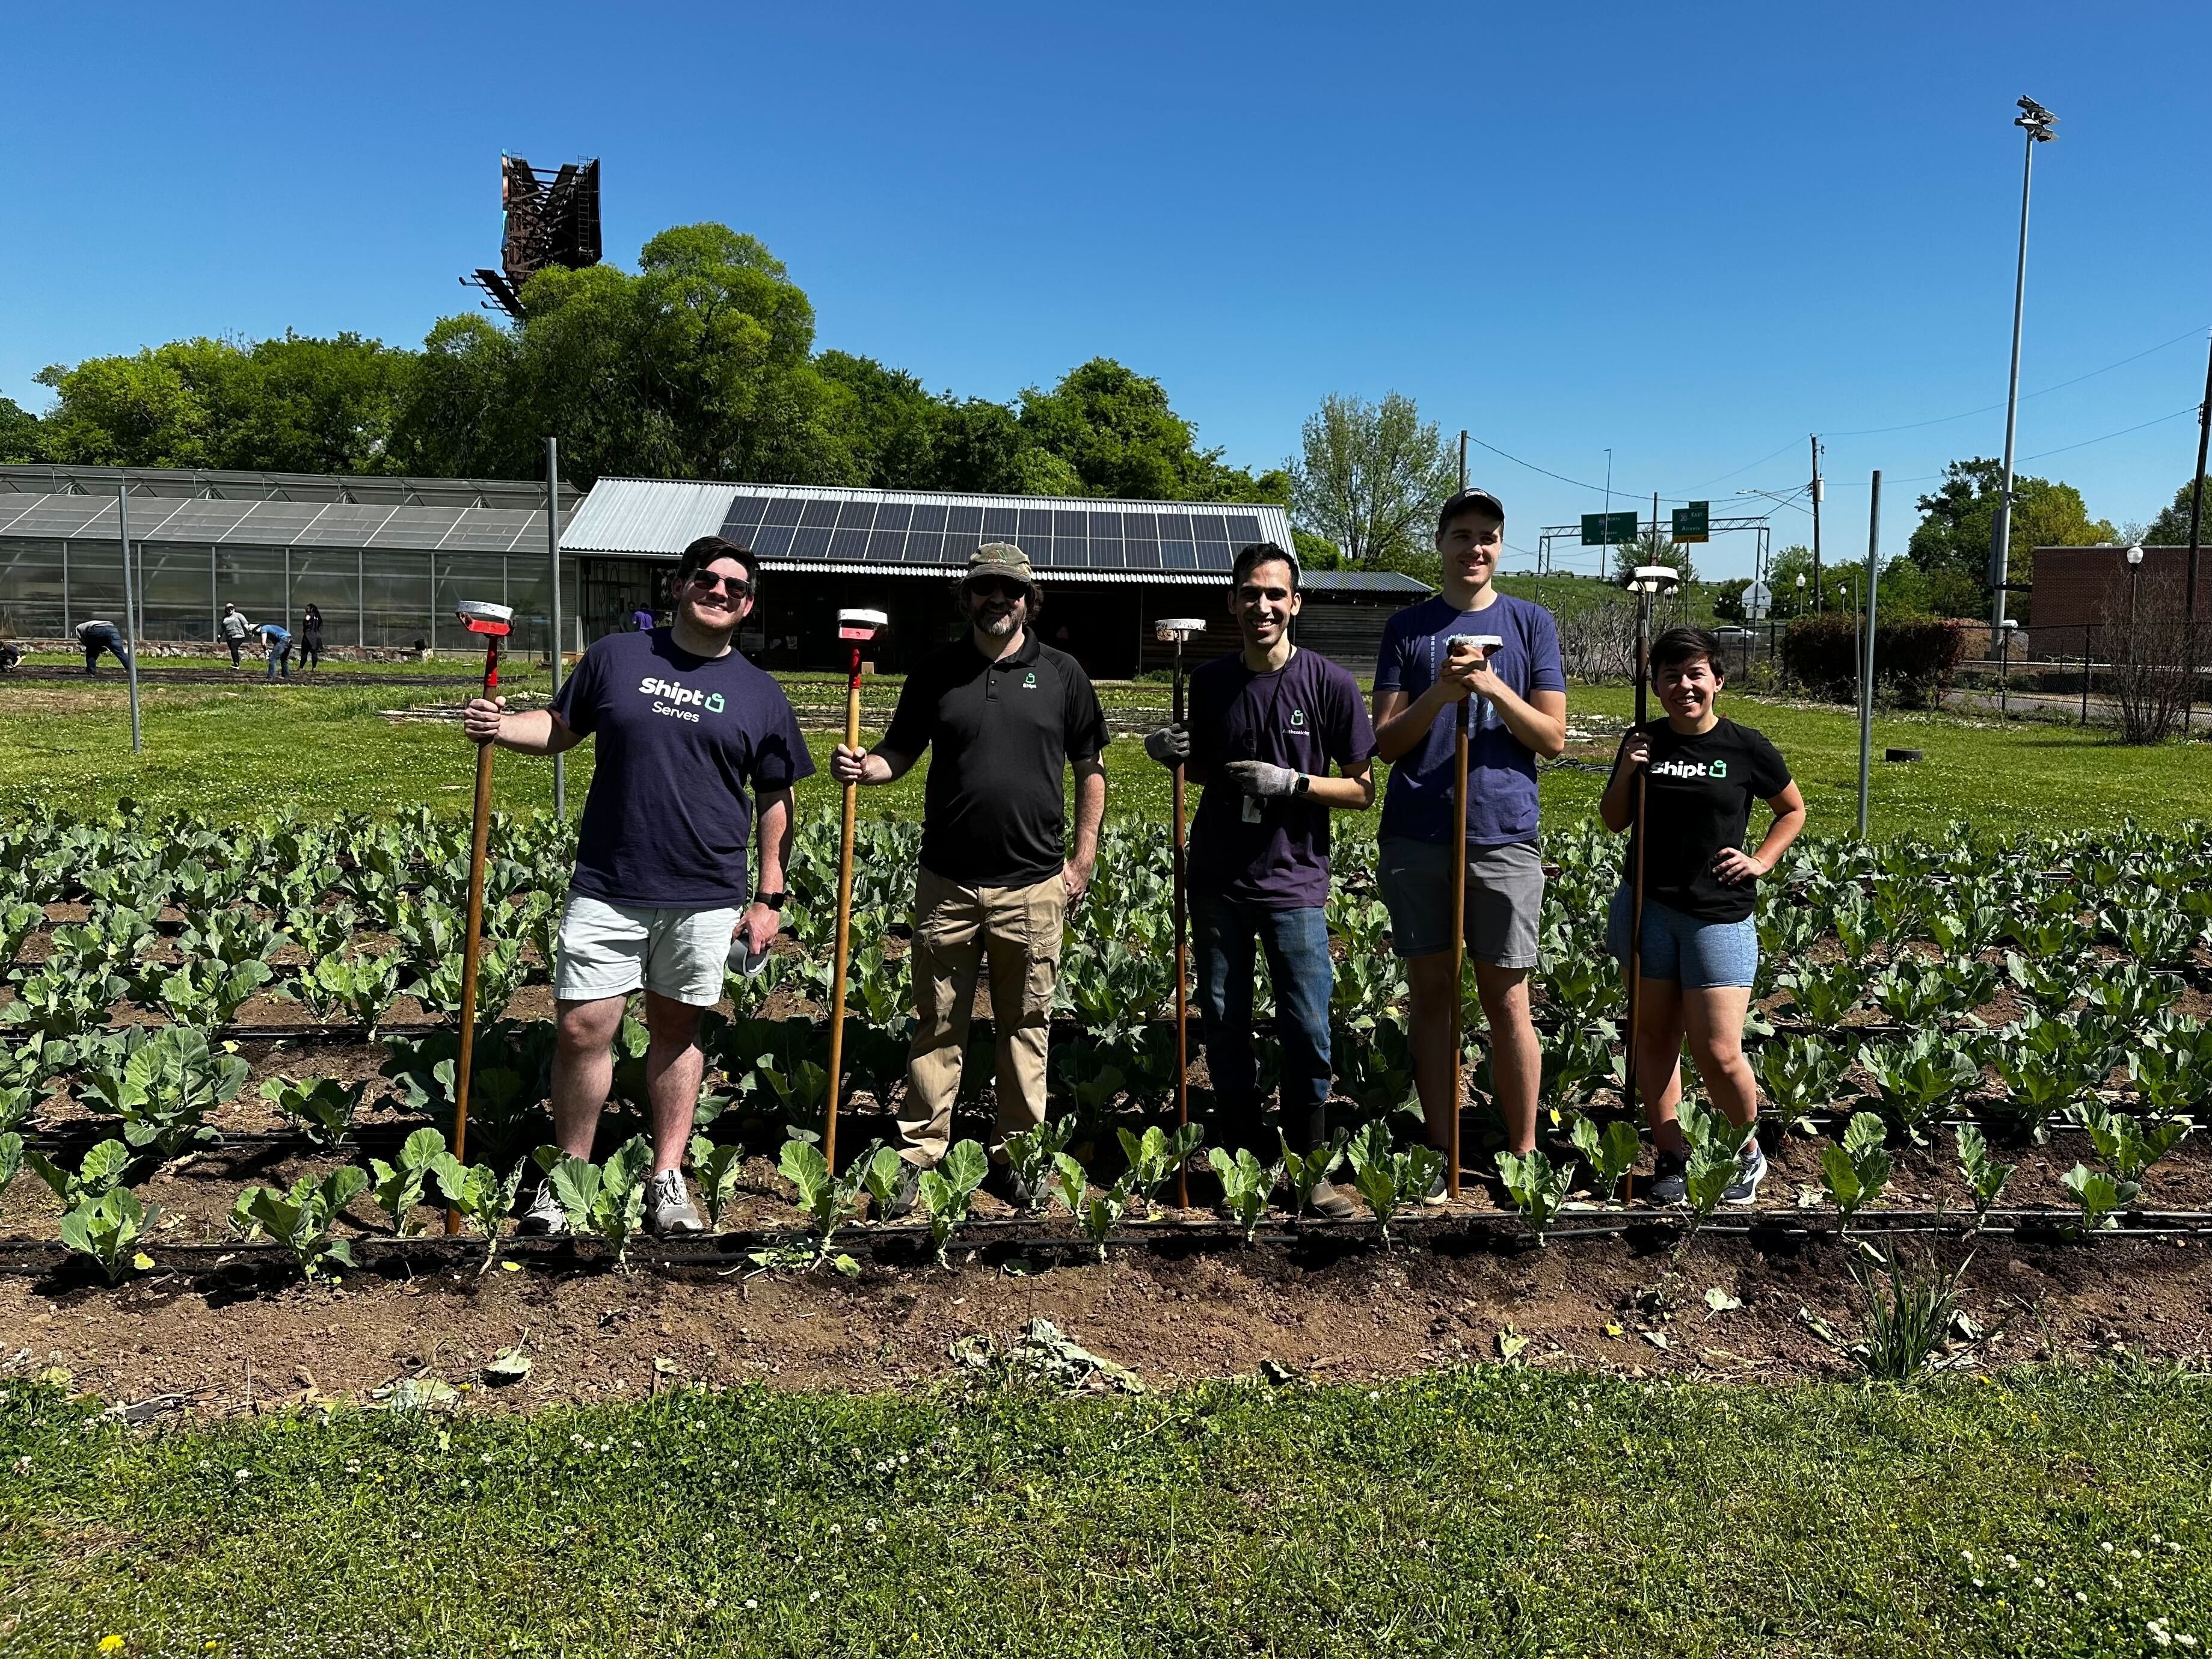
2, 1204, 2208, 1284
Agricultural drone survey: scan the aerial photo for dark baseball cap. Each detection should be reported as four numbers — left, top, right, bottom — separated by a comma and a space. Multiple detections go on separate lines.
966, 543, 1037, 587
1436, 487, 1507, 536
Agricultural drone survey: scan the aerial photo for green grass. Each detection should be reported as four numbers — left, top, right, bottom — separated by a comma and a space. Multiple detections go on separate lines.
5, 675, 2207, 843
5, 1365, 2207, 1657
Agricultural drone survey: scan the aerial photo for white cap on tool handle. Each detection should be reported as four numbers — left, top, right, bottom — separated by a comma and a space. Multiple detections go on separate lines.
838, 608, 888, 640
1626, 565, 1681, 594
455, 600, 514, 637
1155, 618, 1206, 641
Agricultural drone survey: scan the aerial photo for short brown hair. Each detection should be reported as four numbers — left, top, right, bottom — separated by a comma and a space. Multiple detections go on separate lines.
1649, 625, 1727, 678
675, 535, 759, 589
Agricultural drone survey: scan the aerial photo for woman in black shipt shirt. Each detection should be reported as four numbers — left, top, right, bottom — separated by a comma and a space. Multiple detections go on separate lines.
1599, 626, 1807, 1206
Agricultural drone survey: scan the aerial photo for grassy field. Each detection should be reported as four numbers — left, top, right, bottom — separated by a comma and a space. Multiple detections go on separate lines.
3, 671, 2206, 843
4, 1365, 2207, 1657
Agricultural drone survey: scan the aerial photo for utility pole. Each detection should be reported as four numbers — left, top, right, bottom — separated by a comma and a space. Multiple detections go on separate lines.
2181, 332, 2211, 733
1809, 435, 1824, 614
1989, 97, 2059, 642
1457, 429, 1467, 493
1858, 472, 1881, 839
547, 436, 565, 818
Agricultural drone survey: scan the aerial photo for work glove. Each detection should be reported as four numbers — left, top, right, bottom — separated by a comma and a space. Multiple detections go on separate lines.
1224, 760, 1300, 798
1143, 724, 1190, 768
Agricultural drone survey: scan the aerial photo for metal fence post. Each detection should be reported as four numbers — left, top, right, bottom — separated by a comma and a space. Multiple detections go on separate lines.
548, 436, 565, 819
2081, 621, 2092, 725
357, 547, 366, 659
119, 484, 143, 754
1857, 471, 1881, 839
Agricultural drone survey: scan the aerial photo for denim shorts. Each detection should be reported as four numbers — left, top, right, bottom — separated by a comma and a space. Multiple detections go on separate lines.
1605, 885, 1759, 989
1377, 837, 1545, 968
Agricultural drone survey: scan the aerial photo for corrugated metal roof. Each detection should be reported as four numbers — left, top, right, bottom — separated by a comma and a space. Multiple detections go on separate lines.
1301, 570, 1433, 594
563, 478, 1297, 580
745, 560, 1221, 585
0, 491, 565, 553
0, 463, 568, 508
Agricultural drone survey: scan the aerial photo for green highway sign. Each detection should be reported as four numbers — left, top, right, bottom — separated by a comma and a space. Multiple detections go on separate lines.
1581, 511, 1639, 546
1671, 501, 1710, 543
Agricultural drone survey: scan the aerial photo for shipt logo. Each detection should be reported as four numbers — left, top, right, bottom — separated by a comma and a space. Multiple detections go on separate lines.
1289, 708, 1307, 728
638, 674, 720, 723
705, 693, 725, 713
1022, 671, 1038, 689
1710, 759, 1727, 778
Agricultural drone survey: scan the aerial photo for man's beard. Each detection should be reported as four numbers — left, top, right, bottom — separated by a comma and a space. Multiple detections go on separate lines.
972, 603, 1024, 636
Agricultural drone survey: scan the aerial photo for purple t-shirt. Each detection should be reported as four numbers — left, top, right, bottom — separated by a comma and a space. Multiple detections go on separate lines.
1373, 592, 1565, 848
553, 629, 814, 908
1188, 647, 1377, 909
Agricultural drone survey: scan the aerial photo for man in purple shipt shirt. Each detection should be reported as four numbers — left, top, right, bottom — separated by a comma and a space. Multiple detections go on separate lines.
1144, 542, 1378, 1219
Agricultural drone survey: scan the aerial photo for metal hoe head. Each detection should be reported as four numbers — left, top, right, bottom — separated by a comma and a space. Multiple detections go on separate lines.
1448, 632, 1505, 654
1625, 565, 1681, 596
1155, 618, 1206, 644
455, 600, 514, 638
838, 608, 888, 642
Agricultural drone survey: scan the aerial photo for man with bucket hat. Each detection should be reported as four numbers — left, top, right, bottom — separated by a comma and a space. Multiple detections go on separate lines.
831, 543, 1108, 1210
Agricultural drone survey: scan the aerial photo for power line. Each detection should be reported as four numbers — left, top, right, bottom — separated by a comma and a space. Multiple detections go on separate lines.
1822, 322, 2208, 438
2020, 405, 2198, 462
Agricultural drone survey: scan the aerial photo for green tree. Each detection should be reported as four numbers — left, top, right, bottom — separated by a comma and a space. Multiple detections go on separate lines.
389, 315, 528, 478
1289, 392, 1457, 571
1017, 358, 1278, 502
0, 395, 43, 462
816, 352, 947, 488
1908, 458, 2117, 617
2142, 478, 2212, 547
1614, 529, 1697, 586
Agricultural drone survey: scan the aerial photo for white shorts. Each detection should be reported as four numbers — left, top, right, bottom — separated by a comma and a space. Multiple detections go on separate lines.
553, 893, 742, 1008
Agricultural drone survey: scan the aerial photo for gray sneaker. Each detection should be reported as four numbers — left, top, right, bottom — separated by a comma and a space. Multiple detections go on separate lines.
1723, 1143, 1769, 1207
646, 1169, 705, 1236
518, 1183, 569, 1237
1647, 1152, 1688, 1207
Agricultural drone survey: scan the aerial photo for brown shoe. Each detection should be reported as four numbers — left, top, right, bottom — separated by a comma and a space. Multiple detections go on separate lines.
1306, 1178, 1358, 1221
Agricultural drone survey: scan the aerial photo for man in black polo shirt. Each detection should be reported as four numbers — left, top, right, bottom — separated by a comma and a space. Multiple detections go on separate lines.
831, 543, 1108, 1206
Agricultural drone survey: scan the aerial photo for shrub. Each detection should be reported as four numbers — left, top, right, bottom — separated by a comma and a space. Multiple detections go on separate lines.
1780, 613, 1971, 707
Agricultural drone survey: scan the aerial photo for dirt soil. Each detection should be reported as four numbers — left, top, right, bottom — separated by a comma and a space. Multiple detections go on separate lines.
6, 1224, 2207, 1418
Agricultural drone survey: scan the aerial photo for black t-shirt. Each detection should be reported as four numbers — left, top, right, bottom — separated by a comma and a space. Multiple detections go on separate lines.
1611, 717, 1792, 923
553, 629, 814, 908
882, 632, 1108, 887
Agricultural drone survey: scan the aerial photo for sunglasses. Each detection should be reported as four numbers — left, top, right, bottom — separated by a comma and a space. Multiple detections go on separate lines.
688, 573, 753, 597
966, 578, 1028, 600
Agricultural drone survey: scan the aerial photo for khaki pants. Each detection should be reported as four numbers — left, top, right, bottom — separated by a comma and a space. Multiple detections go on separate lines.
899, 866, 1066, 1165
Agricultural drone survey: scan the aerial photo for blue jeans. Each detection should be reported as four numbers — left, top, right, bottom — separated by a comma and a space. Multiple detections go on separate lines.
80, 627, 131, 674
1191, 893, 1333, 1153
266, 642, 291, 680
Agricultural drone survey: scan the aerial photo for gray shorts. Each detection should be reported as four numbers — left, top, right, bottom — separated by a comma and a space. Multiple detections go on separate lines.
553, 893, 743, 1007
1376, 837, 1546, 968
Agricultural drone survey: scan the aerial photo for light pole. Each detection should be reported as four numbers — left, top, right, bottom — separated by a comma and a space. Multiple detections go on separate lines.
1998, 618, 2019, 716
2127, 542, 2145, 629
1989, 96, 2059, 642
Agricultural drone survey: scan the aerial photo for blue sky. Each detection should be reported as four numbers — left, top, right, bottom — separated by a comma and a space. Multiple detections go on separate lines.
9, 1, 2211, 579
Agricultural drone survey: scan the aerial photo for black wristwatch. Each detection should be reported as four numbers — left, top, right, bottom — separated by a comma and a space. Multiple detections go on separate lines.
754, 890, 788, 912
1293, 773, 1311, 796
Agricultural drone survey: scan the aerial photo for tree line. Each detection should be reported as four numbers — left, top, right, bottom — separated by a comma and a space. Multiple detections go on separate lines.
1, 218, 2175, 608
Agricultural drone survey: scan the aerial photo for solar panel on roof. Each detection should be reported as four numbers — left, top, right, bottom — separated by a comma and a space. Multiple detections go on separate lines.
873, 503, 912, 534
799, 500, 839, 529
1223, 514, 1263, 545
752, 522, 796, 558
903, 530, 942, 565
910, 502, 947, 534
1199, 543, 1233, 571
829, 526, 868, 560
720, 496, 769, 538
946, 505, 983, 537
1163, 538, 1196, 570
763, 497, 803, 528
790, 525, 832, 559
867, 529, 906, 562
835, 500, 876, 531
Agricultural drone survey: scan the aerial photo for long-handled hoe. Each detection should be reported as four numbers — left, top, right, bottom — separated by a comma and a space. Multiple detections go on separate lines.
1443, 632, 1503, 1201
449, 599, 514, 1234
1620, 566, 1680, 1157
1156, 618, 1206, 1209
824, 608, 888, 1175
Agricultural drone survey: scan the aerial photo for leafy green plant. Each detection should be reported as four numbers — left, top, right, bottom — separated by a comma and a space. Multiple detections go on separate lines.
1053, 1152, 1129, 1263
1568, 1116, 1639, 1204
1953, 1122, 2014, 1231
1680, 1098, 1754, 1232
1117, 1122, 1203, 1211
531, 1136, 654, 1264
1858, 1030, 1980, 1146
76, 1026, 249, 1157
59, 1189, 154, 1282
368, 1126, 448, 1236
230, 1167, 369, 1280
1344, 1120, 1443, 1247
1001, 1115, 1076, 1215
293, 953, 404, 1034
26, 1138, 132, 1210
2078, 1100, 2190, 1186
917, 1139, 988, 1268
1869, 956, 1952, 1026
1989, 1014, 2104, 1142
1751, 1035, 1854, 1134
1208, 1146, 1277, 1245
2060, 1163, 2137, 1232
1819, 1111, 1892, 1230
687, 1134, 750, 1231
154, 957, 274, 1029
1778, 964, 1868, 1029
0, 1130, 20, 1207
1495, 1148, 1576, 1245
776, 1137, 892, 1260
427, 1153, 526, 1269
1279, 1131, 1350, 1220
259, 1075, 367, 1149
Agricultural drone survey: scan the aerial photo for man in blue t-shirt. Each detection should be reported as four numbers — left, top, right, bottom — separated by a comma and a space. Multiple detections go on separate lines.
1143, 543, 1377, 1217
463, 535, 813, 1236
257, 621, 293, 682
1371, 488, 1567, 1196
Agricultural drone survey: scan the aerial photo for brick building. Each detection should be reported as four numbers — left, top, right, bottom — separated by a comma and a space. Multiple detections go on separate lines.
2028, 544, 2212, 656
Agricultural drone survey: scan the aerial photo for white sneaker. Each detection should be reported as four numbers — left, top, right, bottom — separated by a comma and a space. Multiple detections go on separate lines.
1723, 1143, 1769, 1207
518, 1183, 569, 1237
647, 1169, 705, 1235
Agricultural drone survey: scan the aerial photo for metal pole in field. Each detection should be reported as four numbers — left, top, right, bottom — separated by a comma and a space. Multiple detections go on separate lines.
1458, 430, 1467, 493
1156, 617, 1206, 1210
357, 546, 366, 660
118, 484, 143, 753
547, 437, 565, 819
1810, 436, 1823, 613
2082, 621, 2092, 725
1989, 99, 2059, 644
2180, 332, 2211, 733
1857, 472, 1881, 839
